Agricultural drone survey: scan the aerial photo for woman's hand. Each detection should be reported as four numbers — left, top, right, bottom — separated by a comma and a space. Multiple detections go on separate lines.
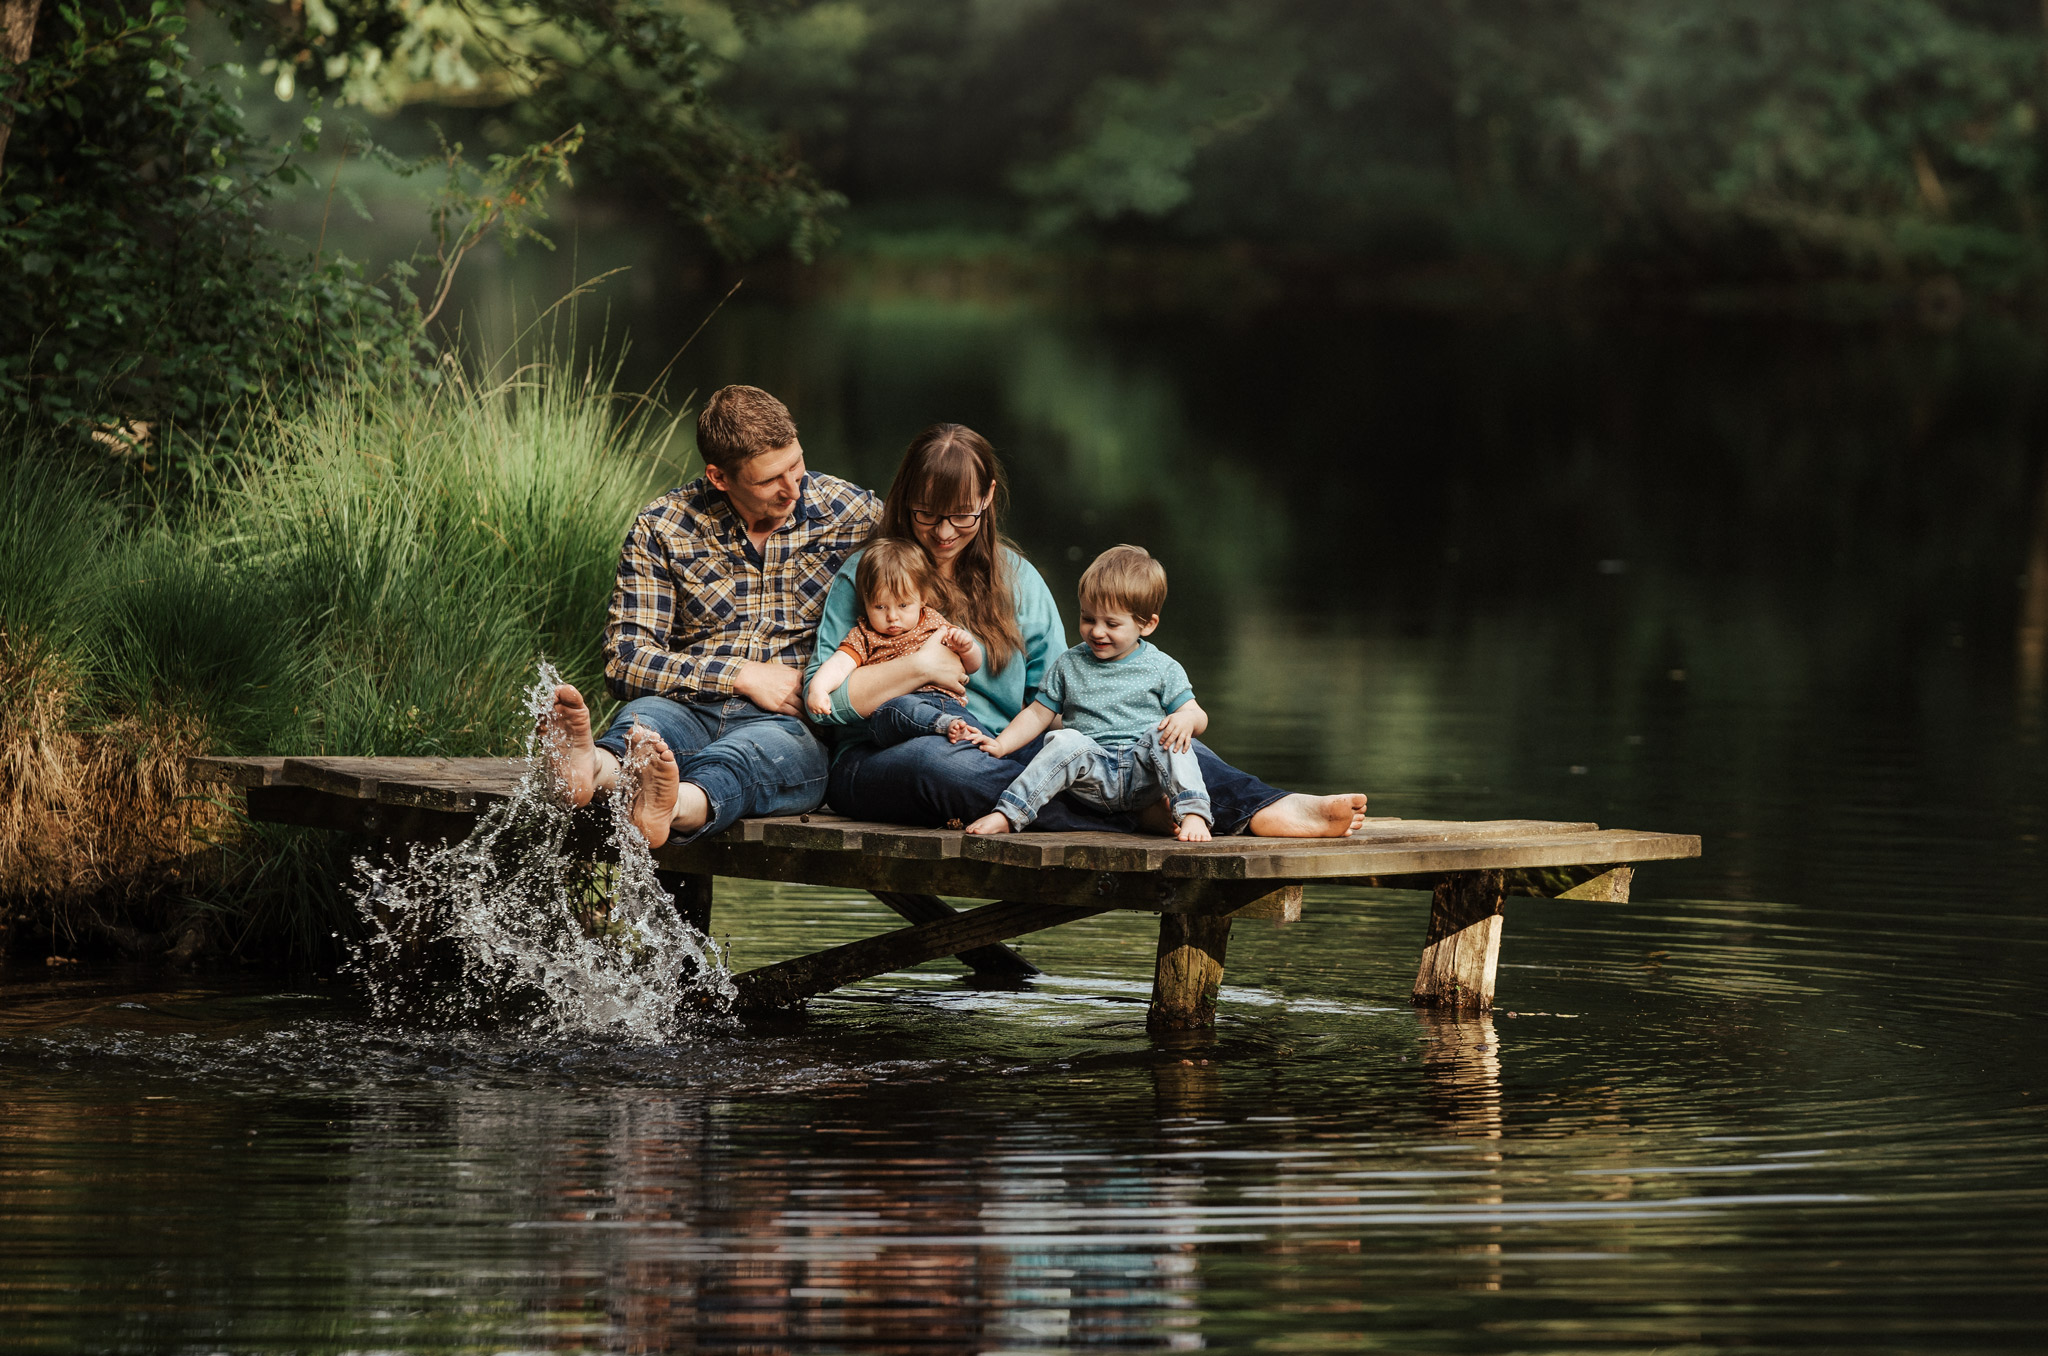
913, 630, 970, 698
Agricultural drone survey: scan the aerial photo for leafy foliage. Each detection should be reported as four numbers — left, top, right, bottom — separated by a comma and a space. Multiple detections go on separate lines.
0, 2, 427, 466
706, 0, 2048, 285
211, 0, 845, 260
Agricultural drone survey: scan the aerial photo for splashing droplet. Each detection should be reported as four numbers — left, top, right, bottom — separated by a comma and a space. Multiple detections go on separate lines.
349, 662, 735, 1042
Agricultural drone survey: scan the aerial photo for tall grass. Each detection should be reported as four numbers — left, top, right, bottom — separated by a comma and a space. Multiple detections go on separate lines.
0, 360, 687, 961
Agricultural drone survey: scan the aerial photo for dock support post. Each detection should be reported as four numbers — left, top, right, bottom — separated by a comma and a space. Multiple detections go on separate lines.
1413, 870, 1506, 1010
655, 870, 714, 935
1149, 913, 1233, 1032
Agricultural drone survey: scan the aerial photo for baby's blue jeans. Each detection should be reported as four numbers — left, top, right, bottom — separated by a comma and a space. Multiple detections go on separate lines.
867, 692, 983, 748
994, 726, 1212, 831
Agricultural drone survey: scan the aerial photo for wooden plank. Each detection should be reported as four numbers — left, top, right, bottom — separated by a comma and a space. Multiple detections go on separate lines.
281, 756, 390, 799
734, 900, 1110, 1009
1229, 884, 1303, 923
1162, 829, 1701, 880
373, 758, 525, 812
1413, 871, 1507, 1010
859, 826, 966, 860
188, 755, 287, 786
652, 839, 1291, 914
242, 784, 479, 844
869, 891, 1039, 976
759, 819, 867, 852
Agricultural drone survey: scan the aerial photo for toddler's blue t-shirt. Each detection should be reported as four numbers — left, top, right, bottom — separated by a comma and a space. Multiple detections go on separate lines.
1034, 640, 1194, 748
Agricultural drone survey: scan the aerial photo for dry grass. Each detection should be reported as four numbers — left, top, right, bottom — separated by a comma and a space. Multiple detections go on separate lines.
0, 644, 233, 957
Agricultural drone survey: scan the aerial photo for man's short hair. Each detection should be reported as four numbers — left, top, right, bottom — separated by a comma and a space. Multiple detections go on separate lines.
1079, 544, 1168, 620
696, 385, 798, 473
856, 537, 932, 607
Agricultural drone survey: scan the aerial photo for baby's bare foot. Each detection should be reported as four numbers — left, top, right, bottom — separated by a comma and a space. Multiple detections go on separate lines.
944, 718, 977, 742
1176, 813, 1212, 843
627, 728, 680, 848
543, 683, 600, 807
964, 811, 1013, 835
1247, 792, 1368, 838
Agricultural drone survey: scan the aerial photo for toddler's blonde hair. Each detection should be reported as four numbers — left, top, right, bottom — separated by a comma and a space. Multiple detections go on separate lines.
1079, 544, 1168, 621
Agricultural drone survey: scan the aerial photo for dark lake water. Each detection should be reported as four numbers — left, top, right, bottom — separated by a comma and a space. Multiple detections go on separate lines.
5, 281, 2047, 1352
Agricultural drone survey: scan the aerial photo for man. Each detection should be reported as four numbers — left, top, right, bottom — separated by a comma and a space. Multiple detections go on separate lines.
546, 385, 880, 846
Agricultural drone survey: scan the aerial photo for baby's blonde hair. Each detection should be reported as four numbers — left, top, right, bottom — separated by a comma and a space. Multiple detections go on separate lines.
856, 537, 931, 608
1079, 544, 1168, 620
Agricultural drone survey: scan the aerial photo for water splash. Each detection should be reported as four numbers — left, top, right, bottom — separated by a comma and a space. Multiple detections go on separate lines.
349, 663, 735, 1042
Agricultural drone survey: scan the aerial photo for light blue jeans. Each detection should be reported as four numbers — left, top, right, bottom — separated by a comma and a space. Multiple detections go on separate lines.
594, 695, 827, 844
994, 726, 1211, 831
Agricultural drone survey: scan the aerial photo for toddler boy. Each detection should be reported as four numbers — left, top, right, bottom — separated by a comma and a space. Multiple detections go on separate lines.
957, 545, 1211, 841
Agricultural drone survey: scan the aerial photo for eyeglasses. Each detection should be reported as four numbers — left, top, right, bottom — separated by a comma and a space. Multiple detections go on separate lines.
910, 507, 988, 530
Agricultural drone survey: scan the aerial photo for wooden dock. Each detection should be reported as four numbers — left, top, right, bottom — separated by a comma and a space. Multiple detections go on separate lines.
190, 754, 1701, 1029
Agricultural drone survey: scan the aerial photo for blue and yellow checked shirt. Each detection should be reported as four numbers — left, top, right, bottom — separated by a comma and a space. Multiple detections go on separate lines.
604, 472, 881, 702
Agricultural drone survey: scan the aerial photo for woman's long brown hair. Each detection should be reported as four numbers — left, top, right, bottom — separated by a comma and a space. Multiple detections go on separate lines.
876, 424, 1026, 673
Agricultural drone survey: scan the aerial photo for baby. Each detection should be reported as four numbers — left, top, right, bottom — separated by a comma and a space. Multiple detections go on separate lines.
957, 544, 1212, 841
807, 537, 987, 746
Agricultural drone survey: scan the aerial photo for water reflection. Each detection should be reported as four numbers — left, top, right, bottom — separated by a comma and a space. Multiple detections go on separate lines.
8, 280, 2048, 1349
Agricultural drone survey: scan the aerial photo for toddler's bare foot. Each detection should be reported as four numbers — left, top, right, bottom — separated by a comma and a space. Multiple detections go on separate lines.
1248, 792, 1368, 838
1176, 814, 1212, 843
543, 683, 600, 807
944, 718, 979, 742
964, 811, 1013, 835
626, 728, 679, 848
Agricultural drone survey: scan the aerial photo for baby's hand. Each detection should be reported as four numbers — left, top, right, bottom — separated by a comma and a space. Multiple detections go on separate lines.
941, 626, 975, 656
804, 688, 834, 718
1157, 706, 1200, 753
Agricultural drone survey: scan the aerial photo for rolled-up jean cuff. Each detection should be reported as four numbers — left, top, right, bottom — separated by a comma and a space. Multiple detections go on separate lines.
670, 765, 741, 844
1172, 794, 1213, 823
996, 792, 1034, 831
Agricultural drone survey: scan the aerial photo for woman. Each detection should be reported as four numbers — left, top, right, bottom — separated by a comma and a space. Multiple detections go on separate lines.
805, 424, 1367, 836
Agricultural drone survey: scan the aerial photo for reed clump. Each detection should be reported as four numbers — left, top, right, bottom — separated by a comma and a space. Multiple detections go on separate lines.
0, 359, 682, 964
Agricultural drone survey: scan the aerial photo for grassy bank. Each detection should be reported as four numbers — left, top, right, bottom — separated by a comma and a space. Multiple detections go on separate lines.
0, 361, 682, 965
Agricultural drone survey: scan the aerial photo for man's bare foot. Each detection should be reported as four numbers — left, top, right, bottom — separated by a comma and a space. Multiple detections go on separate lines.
1247, 792, 1368, 838
544, 684, 602, 808
964, 811, 1013, 835
1176, 813, 1212, 843
626, 728, 680, 848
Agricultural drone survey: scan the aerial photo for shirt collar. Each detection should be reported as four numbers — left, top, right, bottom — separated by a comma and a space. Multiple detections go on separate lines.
689, 472, 821, 534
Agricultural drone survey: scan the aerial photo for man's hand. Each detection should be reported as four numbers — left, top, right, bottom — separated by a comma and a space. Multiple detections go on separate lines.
734, 661, 804, 716
914, 630, 969, 698
1157, 703, 1203, 753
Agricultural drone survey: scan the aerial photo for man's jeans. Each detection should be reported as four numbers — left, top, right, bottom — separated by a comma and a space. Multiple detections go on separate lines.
866, 692, 985, 748
595, 695, 827, 843
993, 727, 1211, 831
828, 731, 1277, 834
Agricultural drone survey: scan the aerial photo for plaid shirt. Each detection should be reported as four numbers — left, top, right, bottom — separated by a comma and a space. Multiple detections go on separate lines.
604, 472, 881, 702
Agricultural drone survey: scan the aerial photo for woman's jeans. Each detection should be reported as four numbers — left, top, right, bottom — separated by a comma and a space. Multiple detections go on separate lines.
595, 694, 828, 843
993, 727, 1211, 831
865, 692, 984, 748
828, 731, 1284, 835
